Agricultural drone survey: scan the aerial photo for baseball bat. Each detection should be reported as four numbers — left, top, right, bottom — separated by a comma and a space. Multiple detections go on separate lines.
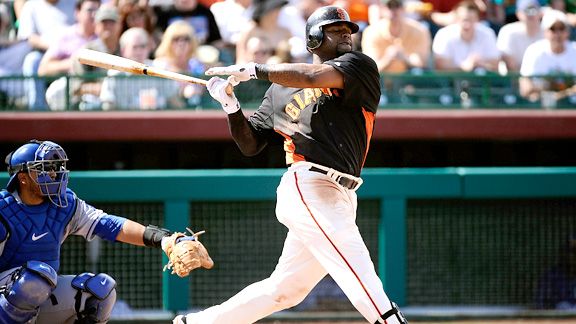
76, 48, 233, 94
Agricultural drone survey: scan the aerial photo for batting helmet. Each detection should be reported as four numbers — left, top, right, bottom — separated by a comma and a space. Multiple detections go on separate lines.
305, 6, 359, 50
5, 140, 69, 207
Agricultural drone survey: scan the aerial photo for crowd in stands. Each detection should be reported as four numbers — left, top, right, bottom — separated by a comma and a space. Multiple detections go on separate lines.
0, 0, 574, 110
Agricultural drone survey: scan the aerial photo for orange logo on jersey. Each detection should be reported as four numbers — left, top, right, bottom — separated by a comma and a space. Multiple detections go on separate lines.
285, 88, 332, 120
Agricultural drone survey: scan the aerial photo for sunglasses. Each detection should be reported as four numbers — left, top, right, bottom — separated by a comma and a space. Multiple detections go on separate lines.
549, 25, 566, 33
173, 36, 192, 42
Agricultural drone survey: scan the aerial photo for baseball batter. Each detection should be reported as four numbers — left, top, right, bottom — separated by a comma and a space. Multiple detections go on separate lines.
0, 140, 212, 324
174, 6, 407, 324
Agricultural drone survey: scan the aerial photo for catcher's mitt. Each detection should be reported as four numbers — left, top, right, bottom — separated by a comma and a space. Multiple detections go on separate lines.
162, 228, 214, 277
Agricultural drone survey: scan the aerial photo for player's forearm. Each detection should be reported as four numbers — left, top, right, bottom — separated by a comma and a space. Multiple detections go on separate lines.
116, 219, 145, 246
256, 63, 343, 89
38, 57, 72, 76
227, 110, 266, 156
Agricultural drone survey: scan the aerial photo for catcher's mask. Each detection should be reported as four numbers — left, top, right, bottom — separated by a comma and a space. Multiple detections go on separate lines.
305, 6, 359, 51
5, 140, 70, 207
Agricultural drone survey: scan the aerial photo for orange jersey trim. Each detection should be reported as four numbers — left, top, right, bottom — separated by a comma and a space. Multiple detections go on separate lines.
275, 130, 306, 165
361, 108, 375, 168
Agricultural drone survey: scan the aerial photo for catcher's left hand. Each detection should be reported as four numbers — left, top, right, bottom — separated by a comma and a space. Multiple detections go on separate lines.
162, 228, 214, 277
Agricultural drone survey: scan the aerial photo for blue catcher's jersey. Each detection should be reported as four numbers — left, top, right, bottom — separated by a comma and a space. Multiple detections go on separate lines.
0, 189, 77, 272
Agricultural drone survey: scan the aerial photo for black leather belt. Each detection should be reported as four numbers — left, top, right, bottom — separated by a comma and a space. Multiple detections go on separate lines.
309, 166, 360, 190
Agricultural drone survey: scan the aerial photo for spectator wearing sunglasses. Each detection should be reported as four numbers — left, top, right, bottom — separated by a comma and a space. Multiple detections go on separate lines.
519, 9, 576, 102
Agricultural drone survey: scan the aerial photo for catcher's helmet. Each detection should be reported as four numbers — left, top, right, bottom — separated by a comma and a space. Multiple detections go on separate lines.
5, 140, 69, 207
305, 6, 359, 50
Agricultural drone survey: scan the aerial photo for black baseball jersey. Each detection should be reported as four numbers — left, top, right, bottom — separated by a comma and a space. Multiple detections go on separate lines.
248, 51, 381, 177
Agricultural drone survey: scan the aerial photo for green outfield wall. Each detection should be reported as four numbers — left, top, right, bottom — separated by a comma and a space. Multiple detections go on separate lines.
2, 167, 575, 312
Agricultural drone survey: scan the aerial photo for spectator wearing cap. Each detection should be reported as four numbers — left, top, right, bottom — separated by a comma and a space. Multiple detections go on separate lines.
519, 9, 576, 102
362, 0, 431, 73
432, 0, 500, 72
497, 0, 544, 73
545, 0, 576, 40
235, 0, 292, 64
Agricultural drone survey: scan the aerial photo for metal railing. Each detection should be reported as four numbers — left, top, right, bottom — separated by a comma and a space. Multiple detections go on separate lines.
0, 72, 573, 111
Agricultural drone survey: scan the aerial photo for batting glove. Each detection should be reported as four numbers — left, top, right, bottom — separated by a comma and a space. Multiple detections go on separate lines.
205, 62, 257, 84
207, 77, 240, 114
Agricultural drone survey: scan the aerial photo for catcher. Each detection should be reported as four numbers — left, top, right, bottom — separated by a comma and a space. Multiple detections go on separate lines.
0, 140, 213, 324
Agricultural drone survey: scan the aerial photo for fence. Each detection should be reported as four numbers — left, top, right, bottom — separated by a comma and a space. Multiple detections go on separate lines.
0, 72, 574, 111
2, 167, 575, 317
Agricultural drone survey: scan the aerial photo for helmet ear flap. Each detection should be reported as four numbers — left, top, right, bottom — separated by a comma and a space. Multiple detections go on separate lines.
307, 25, 323, 50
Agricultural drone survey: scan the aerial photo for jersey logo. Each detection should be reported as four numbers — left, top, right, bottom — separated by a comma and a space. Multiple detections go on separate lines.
285, 88, 330, 120
32, 232, 49, 241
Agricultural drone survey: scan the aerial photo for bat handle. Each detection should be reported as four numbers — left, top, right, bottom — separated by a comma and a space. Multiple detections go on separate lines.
225, 83, 234, 96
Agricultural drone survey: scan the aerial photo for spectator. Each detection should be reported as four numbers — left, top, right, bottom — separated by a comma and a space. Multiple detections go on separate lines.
154, 0, 222, 46
368, 0, 434, 25
154, 20, 205, 108
210, 0, 252, 63
544, 0, 576, 39
38, 0, 99, 77
244, 35, 275, 64
0, 3, 29, 106
535, 235, 576, 310
100, 27, 182, 110
519, 9, 576, 102
428, 0, 504, 34
0, 2, 29, 76
362, 0, 431, 73
39, 0, 100, 111
67, 5, 123, 110
235, 0, 292, 64
432, 0, 500, 72
118, 1, 159, 50
497, 0, 543, 73
17, 0, 77, 110
277, 0, 309, 62
210, 0, 252, 46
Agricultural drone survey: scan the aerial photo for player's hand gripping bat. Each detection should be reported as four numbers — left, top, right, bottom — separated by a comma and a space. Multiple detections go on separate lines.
76, 48, 233, 95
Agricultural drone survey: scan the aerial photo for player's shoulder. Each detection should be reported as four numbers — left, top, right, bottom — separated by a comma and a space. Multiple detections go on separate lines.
333, 51, 378, 72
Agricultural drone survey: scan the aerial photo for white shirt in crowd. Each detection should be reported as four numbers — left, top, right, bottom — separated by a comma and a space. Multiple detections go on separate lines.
432, 23, 500, 68
497, 21, 544, 69
520, 40, 576, 76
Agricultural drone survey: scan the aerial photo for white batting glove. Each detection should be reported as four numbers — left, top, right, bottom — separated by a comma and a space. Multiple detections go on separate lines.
207, 77, 240, 114
205, 62, 257, 84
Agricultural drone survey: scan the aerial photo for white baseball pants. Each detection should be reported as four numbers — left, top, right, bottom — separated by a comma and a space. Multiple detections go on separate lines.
179, 162, 399, 324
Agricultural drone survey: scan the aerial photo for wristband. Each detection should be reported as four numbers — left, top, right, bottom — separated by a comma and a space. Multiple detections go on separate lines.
143, 225, 171, 248
255, 63, 270, 81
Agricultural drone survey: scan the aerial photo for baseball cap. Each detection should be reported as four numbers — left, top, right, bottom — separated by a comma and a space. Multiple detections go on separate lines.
541, 9, 569, 30
516, 0, 540, 13
95, 5, 119, 22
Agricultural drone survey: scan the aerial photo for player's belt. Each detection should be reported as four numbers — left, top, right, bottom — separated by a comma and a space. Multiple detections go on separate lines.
309, 165, 363, 191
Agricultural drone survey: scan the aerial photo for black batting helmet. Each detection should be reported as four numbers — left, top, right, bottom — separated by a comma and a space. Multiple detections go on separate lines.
305, 6, 359, 50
